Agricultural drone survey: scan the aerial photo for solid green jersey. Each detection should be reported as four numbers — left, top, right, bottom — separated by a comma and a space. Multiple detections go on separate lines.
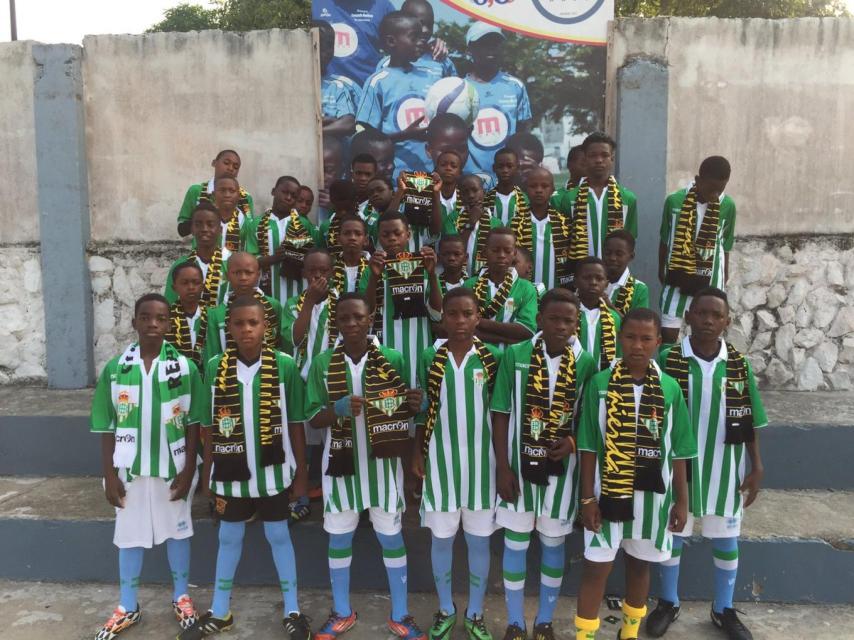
243, 210, 320, 303
578, 303, 623, 369
463, 269, 538, 342
202, 292, 283, 365
442, 209, 503, 275
305, 344, 408, 514
200, 350, 306, 498
280, 294, 333, 380
553, 180, 638, 258
490, 337, 597, 521
660, 338, 768, 519
489, 188, 528, 226
163, 251, 231, 307
91, 353, 206, 481
606, 269, 650, 312
177, 179, 255, 224
577, 364, 697, 552
418, 341, 502, 513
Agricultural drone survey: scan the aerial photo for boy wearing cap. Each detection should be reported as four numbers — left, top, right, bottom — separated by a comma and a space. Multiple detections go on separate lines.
465, 25, 533, 183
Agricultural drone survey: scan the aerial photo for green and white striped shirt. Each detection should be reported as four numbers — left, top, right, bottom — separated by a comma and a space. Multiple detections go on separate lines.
489, 188, 528, 226
201, 351, 306, 498
418, 341, 502, 513
463, 268, 538, 347
163, 250, 232, 307
578, 303, 623, 369
660, 338, 767, 519
606, 269, 650, 311
577, 363, 697, 552
281, 294, 333, 380
490, 337, 597, 521
305, 344, 408, 514
526, 213, 568, 291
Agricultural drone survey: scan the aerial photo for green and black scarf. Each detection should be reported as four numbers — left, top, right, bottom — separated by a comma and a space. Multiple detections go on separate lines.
666, 186, 721, 295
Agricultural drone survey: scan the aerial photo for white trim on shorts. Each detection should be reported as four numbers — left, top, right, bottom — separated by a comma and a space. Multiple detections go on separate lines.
423, 508, 497, 538
495, 506, 573, 537
323, 507, 402, 536
112, 474, 197, 549
583, 530, 671, 563
674, 513, 742, 538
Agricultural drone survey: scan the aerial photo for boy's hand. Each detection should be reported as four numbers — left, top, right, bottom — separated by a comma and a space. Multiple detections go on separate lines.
397, 174, 408, 194
431, 172, 443, 193
306, 276, 329, 303
104, 472, 126, 508
318, 188, 331, 210
170, 468, 194, 501
412, 449, 426, 479
548, 436, 576, 460
581, 501, 601, 532
369, 249, 387, 276
496, 464, 520, 503
405, 388, 424, 415
401, 116, 427, 140
668, 501, 688, 532
201, 482, 212, 500
420, 246, 437, 274
291, 468, 308, 502
740, 467, 764, 508
350, 396, 366, 417
430, 38, 449, 61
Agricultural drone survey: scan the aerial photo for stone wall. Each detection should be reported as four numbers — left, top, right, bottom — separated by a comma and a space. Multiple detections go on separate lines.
727, 236, 854, 390
0, 247, 46, 382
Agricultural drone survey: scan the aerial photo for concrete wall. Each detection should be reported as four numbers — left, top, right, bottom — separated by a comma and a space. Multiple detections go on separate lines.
83, 29, 323, 242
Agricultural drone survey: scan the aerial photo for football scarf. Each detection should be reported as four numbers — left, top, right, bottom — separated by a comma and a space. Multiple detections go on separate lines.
199, 181, 252, 217
455, 206, 492, 272
612, 275, 637, 316
112, 342, 192, 476
521, 335, 578, 485
192, 249, 224, 308
165, 303, 207, 368
292, 289, 338, 369
666, 186, 721, 295
222, 210, 242, 252
568, 176, 625, 261
212, 348, 285, 481
223, 290, 278, 349
473, 268, 515, 319
325, 214, 344, 255
439, 270, 467, 295
511, 206, 573, 286
256, 209, 314, 293
422, 338, 497, 457
600, 360, 666, 522
485, 185, 527, 224
580, 299, 618, 370
332, 256, 368, 294
326, 341, 411, 476
385, 252, 428, 319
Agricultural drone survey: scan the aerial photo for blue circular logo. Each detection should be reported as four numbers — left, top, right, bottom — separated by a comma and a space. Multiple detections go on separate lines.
529, 0, 605, 25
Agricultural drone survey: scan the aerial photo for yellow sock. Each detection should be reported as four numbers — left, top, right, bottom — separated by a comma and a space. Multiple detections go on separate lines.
575, 615, 599, 639
620, 602, 647, 639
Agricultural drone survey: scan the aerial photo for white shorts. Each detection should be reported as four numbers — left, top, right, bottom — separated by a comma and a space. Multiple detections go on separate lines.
323, 507, 402, 536
675, 513, 742, 538
423, 508, 497, 538
495, 506, 573, 537
112, 475, 196, 549
583, 530, 671, 563
660, 311, 684, 329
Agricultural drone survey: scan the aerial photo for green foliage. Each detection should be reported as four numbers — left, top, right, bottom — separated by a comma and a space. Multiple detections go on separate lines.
616, 0, 849, 17
149, 0, 311, 33
147, 3, 220, 32
434, 22, 606, 135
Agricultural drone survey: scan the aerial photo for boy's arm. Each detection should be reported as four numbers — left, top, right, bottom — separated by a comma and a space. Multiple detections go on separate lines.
323, 115, 356, 137
490, 349, 518, 502
170, 423, 199, 500
476, 319, 533, 343
288, 421, 309, 500
658, 242, 669, 284
101, 434, 125, 508
305, 355, 337, 429
360, 251, 385, 312
668, 458, 689, 531
177, 184, 201, 237
201, 427, 213, 498
741, 434, 764, 508
658, 195, 673, 283
625, 191, 638, 238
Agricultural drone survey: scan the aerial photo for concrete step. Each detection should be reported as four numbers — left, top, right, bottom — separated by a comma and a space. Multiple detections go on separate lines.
1, 477, 852, 603
5, 581, 854, 640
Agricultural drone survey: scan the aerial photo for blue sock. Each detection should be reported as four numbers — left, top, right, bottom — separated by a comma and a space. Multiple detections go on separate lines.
712, 537, 739, 613
535, 533, 565, 625
430, 533, 455, 614
464, 532, 490, 618
166, 537, 191, 601
376, 531, 408, 622
659, 535, 684, 606
211, 521, 245, 619
502, 530, 530, 629
264, 520, 300, 615
118, 547, 144, 611
329, 531, 355, 617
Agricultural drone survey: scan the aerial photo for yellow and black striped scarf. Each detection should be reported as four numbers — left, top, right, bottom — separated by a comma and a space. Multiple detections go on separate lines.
211, 347, 284, 481
332, 256, 368, 294
521, 336, 578, 485
326, 341, 410, 476
165, 303, 208, 369
438, 269, 467, 295
222, 211, 242, 252
473, 268, 514, 319
580, 299, 618, 370
224, 291, 278, 349
485, 186, 526, 224
613, 275, 636, 316
455, 206, 491, 272
568, 176, 624, 261
199, 183, 251, 217
325, 214, 344, 255
600, 360, 666, 522
293, 289, 338, 367
422, 339, 497, 457
257, 209, 314, 291
511, 206, 572, 285
666, 186, 720, 292
191, 249, 224, 308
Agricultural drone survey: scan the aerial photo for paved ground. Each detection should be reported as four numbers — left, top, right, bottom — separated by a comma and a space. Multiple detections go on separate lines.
2, 581, 853, 640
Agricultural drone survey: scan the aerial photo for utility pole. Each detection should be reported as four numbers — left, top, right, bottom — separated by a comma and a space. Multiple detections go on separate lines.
9, 0, 17, 41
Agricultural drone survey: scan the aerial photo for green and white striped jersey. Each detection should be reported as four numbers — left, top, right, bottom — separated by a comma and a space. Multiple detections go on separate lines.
462, 268, 539, 344
524, 213, 569, 291
280, 294, 333, 380
490, 337, 597, 522
659, 188, 736, 319
417, 341, 503, 513
578, 303, 623, 369
660, 338, 767, 519
90, 352, 206, 481
441, 210, 503, 275
489, 188, 528, 226
606, 269, 650, 311
577, 363, 697, 552
202, 291, 283, 365
163, 250, 231, 307
305, 344, 408, 514
177, 179, 255, 225
200, 351, 306, 498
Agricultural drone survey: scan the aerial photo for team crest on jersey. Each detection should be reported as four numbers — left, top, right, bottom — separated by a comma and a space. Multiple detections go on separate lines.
473, 369, 485, 387
642, 408, 661, 440
116, 390, 136, 423
396, 97, 427, 131
169, 403, 185, 431
530, 407, 545, 441
370, 389, 404, 417
471, 107, 509, 149
558, 402, 572, 426
504, 298, 515, 314
217, 407, 239, 437
389, 253, 419, 279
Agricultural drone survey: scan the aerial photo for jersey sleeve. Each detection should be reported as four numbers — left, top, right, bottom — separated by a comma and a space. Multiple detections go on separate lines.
746, 361, 769, 429
633, 280, 650, 310
356, 74, 384, 130
177, 183, 202, 224
279, 296, 301, 355
388, 347, 412, 389
577, 377, 603, 453
186, 360, 208, 427
163, 259, 180, 304
90, 359, 117, 433
490, 345, 515, 414
659, 193, 675, 246
415, 347, 433, 425
243, 217, 260, 255
722, 197, 736, 252
668, 382, 698, 459
281, 354, 307, 423
201, 356, 221, 429
304, 353, 330, 421
245, 192, 255, 218
513, 282, 538, 334
623, 189, 638, 238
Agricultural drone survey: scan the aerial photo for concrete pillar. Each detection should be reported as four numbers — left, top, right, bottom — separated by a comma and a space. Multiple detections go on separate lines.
32, 44, 94, 388
615, 57, 669, 308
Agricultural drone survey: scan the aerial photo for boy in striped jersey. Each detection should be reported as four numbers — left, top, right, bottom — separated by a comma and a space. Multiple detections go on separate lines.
574, 309, 695, 640
414, 287, 502, 640
575, 257, 622, 370
491, 288, 597, 640
212, 176, 252, 252
164, 262, 208, 372
92, 294, 205, 640
334, 216, 371, 293
647, 288, 767, 640
444, 174, 502, 276
604, 231, 649, 316
305, 293, 427, 640
437, 234, 469, 294
487, 148, 528, 226
658, 157, 735, 345
181, 296, 311, 639
513, 247, 546, 299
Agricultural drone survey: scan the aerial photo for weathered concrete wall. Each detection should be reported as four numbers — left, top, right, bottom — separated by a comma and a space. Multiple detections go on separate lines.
608, 17, 854, 236
83, 29, 323, 242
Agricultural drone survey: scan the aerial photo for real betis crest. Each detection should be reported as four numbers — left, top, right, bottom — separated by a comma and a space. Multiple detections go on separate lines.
116, 390, 135, 423
288, 236, 310, 249
406, 171, 432, 193
473, 369, 485, 388
697, 247, 715, 261
729, 379, 745, 394
558, 402, 572, 426
530, 407, 545, 441
643, 408, 661, 441
370, 389, 404, 417
390, 252, 419, 280
217, 407, 239, 438
169, 404, 185, 431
